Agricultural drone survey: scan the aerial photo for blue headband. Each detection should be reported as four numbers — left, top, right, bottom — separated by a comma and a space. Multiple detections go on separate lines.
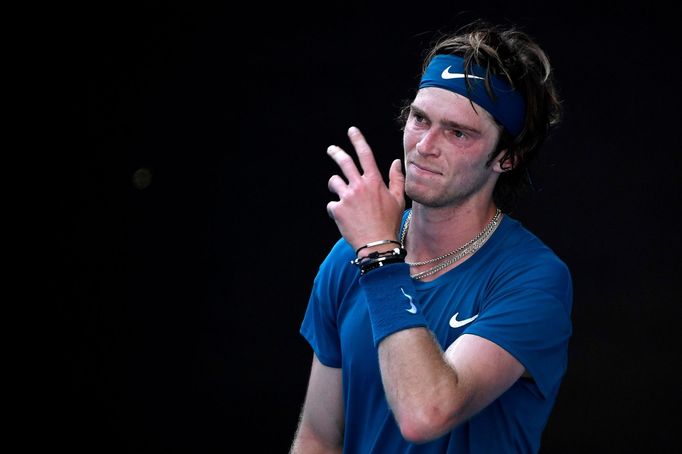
419, 54, 525, 136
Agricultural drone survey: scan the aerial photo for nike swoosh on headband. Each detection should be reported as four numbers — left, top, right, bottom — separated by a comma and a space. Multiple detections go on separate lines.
441, 66, 484, 80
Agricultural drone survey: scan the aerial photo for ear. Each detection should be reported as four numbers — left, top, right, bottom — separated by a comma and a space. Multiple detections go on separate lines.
491, 149, 516, 174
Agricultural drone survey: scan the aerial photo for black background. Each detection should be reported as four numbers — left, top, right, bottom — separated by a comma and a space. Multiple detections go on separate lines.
53, 1, 680, 452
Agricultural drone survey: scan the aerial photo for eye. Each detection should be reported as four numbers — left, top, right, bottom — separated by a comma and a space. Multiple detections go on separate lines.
408, 111, 430, 130
446, 128, 467, 139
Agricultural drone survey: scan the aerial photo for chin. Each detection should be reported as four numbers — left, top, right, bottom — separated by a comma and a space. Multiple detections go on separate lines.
406, 190, 442, 208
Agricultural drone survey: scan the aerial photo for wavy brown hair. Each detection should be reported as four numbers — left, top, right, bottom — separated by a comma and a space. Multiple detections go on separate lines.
399, 20, 562, 212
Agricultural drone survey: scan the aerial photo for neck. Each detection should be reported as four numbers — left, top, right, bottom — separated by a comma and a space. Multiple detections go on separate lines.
404, 202, 501, 264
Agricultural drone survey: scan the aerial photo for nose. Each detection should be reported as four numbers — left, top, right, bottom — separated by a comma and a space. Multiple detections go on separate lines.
415, 128, 440, 156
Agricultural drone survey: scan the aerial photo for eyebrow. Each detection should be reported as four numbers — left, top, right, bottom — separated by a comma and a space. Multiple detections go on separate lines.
410, 105, 483, 135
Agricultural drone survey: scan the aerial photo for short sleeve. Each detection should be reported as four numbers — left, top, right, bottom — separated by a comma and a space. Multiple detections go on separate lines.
465, 251, 573, 398
300, 238, 355, 368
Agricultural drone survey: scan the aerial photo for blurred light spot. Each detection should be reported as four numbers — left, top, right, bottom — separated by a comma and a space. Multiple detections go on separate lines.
132, 167, 152, 190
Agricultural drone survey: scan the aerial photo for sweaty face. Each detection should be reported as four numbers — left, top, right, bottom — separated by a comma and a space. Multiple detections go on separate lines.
402, 87, 504, 208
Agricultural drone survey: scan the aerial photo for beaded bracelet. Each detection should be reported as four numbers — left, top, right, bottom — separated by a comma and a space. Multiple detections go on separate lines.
350, 247, 407, 267
350, 247, 407, 275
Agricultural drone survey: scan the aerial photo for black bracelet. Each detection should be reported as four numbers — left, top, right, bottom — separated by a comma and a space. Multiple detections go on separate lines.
352, 247, 407, 275
359, 255, 405, 275
350, 247, 407, 267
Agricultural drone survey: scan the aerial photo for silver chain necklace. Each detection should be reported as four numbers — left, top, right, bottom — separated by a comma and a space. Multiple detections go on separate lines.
400, 209, 502, 280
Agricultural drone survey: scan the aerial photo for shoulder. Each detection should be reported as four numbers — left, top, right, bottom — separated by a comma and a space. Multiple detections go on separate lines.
498, 216, 567, 264
490, 216, 572, 289
313, 237, 357, 291
319, 237, 355, 271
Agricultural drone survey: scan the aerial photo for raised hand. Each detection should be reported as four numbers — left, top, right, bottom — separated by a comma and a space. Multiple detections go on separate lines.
326, 126, 406, 251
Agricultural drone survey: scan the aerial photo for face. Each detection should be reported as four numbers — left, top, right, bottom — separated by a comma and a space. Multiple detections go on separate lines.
402, 87, 506, 208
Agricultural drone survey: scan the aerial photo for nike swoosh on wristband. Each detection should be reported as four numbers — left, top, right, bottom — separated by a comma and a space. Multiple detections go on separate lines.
401, 287, 418, 314
449, 312, 479, 328
441, 66, 484, 80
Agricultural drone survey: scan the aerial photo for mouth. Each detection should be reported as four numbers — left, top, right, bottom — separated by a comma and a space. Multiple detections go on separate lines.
409, 161, 442, 176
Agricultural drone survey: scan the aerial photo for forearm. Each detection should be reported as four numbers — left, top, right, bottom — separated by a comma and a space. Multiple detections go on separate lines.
291, 356, 344, 453
378, 328, 527, 443
378, 328, 464, 442
359, 264, 468, 442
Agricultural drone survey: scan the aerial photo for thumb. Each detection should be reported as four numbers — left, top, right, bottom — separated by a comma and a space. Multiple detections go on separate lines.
388, 159, 405, 203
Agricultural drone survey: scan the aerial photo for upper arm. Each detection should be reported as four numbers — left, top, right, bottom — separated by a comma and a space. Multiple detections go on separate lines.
443, 333, 525, 420
290, 354, 344, 453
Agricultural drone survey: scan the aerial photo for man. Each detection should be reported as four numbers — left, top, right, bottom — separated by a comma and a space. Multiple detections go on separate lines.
291, 20, 572, 453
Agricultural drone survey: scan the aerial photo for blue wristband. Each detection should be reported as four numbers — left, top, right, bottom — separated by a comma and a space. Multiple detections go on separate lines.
359, 262, 428, 346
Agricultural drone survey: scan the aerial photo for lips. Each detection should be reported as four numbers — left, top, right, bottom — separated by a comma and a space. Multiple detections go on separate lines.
409, 161, 442, 175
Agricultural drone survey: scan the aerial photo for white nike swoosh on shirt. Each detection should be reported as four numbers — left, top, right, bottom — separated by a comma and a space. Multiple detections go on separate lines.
449, 312, 479, 328
441, 66, 485, 80
401, 287, 418, 314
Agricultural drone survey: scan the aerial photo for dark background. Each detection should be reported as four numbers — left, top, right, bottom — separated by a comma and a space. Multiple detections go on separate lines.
52, 1, 680, 452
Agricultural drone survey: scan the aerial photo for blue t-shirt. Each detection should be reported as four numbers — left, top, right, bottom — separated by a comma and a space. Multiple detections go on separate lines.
300, 212, 573, 453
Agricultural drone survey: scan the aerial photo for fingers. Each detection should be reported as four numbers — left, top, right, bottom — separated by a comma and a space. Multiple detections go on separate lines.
347, 126, 379, 178
327, 174, 347, 197
327, 145, 361, 182
327, 127, 380, 183
325, 129, 404, 245
326, 200, 338, 219
388, 159, 405, 201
